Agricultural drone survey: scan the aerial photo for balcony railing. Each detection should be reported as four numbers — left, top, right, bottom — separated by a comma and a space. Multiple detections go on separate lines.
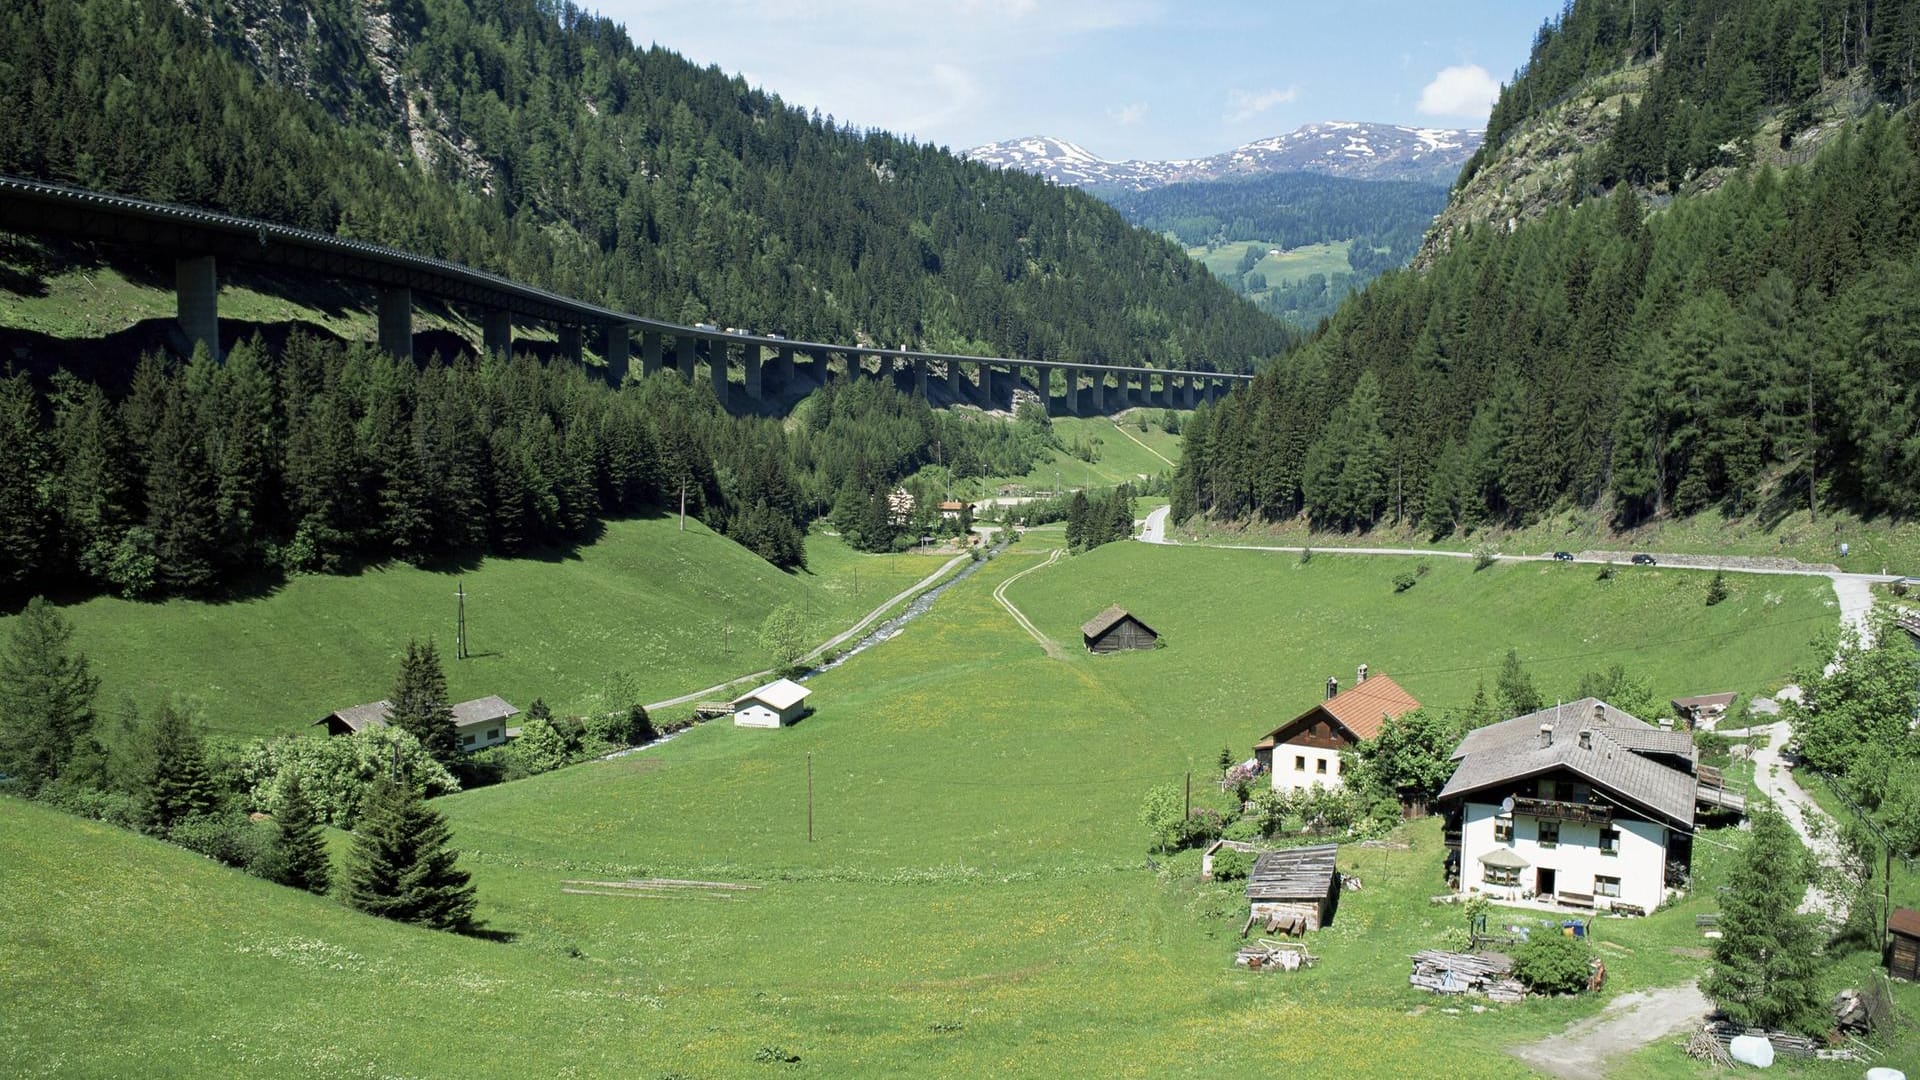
1442, 827, 1462, 848
1512, 796, 1613, 826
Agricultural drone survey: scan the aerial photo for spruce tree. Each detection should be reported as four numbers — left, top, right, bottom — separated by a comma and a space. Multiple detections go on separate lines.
388, 639, 457, 764
273, 772, 331, 895
142, 703, 219, 834
345, 778, 476, 931
1495, 648, 1543, 718
1704, 806, 1826, 1034
0, 597, 100, 791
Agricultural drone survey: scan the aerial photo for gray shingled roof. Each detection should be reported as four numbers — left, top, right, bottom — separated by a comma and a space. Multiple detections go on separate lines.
1081, 605, 1153, 639
320, 700, 392, 733
1439, 698, 1698, 828
451, 695, 519, 728
1246, 843, 1339, 903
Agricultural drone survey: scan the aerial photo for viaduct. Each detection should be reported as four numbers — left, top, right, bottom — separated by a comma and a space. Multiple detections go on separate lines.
0, 175, 1251, 415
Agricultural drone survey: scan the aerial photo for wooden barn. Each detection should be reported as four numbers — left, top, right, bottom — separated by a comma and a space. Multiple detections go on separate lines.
1081, 605, 1158, 653
1891, 908, 1920, 981
1245, 843, 1341, 933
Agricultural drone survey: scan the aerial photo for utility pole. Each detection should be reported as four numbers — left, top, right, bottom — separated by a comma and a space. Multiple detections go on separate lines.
807, 752, 814, 843
679, 480, 688, 532
1185, 770, 1191, 818
455, 580, 468, 660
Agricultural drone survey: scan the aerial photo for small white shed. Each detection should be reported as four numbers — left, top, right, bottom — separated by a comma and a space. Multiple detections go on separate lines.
732, 678, 812, 728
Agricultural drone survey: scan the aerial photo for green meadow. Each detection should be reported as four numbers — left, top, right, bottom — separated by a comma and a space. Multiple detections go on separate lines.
8, 528, 1900, 1078
949, 413, 1183, 498
0, 518, 949, 739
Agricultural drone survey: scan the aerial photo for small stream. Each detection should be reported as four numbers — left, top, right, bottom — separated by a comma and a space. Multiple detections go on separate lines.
804, 540, 1008, 678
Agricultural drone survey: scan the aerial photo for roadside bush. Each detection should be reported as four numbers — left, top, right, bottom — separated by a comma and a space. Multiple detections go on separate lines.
1393, 572, 1417, 593
1512, 931, 1593, 995
1596, 562, 1616, 581
1472, 543, 1499, 570
585, 704, 655, 749
1221, 816, 1264, 842
32, 780, 143, 829
1705, 570, 1729, 606
1210, 848, 1253, 882
168, 811, 276, 873
1299, 547, 1313, 565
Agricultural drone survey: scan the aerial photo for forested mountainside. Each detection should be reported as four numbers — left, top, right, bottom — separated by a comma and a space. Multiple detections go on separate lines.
0, 0, 1288, 369
1106, 173, 1449, 325
1106, 173, 1448, 269
1174, 0, 1920, 535
0, 339, 1065, 601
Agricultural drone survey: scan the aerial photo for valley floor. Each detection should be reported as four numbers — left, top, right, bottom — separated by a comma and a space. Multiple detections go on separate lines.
4, 530, 1915, 1077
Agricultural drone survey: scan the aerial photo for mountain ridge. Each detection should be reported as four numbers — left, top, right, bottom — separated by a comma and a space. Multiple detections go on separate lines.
965, 122, 1484, 191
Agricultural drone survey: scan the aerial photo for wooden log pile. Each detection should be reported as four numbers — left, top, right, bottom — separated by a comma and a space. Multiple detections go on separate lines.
1408, 950, 1523, 1001
1235, 939, 1317, 972
1701, 1019, 1823, 1059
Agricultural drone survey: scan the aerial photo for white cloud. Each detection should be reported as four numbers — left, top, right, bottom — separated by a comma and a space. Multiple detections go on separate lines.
1224, 86, 1298, 123
1108, 102, 1148, 126
1417, 64, 1500, 119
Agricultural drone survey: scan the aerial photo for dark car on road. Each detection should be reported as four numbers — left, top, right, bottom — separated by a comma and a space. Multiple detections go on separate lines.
1630, 553, 1657, 565
1552, 551, 1574, 561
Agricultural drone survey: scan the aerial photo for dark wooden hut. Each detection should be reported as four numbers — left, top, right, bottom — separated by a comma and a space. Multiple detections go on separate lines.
1891, 908, 1920, 981
1245, 843, 1341, 932
1081, 605, 1158, 653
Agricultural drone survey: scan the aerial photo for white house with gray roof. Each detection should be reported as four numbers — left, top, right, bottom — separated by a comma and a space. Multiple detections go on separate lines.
1438, 699, 1723, 916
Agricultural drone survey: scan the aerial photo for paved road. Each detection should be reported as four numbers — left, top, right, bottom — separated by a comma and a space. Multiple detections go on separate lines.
641, 551, 972, 712
1509, 981, 1711, 1079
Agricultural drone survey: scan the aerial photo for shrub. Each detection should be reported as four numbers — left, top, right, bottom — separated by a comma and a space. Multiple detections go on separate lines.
1705, 570, 1729, 606
1393, 572, 1417, 593
1138, 783, 1184, 852
32, 780, 143, 829
1596, 562, 1616, 581
1416, 562, 1432, 577
1694, 731, 1734, 767
1512, 931, 1594, 995
1472, 543, 1499, 570
1180, 807, 1225, 846
238, 726, 459, 830
1299, 547, 1313, 564
1210, 848, 1253, 881
168, 811, 276, 873
1221, 816, 1264, 842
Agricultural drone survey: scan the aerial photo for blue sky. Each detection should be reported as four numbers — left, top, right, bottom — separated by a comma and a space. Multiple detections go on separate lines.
593, 1, 1567, 160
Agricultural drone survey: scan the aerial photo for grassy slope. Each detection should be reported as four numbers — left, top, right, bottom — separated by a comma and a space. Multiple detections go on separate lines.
950, 413, 1182, 498
1189, 505, 1920, 578
0, 518, 946, 739
9, 539, 1897, 1077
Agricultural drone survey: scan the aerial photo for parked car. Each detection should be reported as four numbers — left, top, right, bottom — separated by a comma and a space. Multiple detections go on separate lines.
1552, 551, 1574, 561
1630, 553, 1657, 565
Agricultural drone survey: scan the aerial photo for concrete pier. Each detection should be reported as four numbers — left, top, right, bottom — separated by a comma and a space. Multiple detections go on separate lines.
710, 339, 729, 402
175, 255, 220, 362
601, 325, 630, 386
557, 324, 583, 367
774, 344, 794, 387
377, 287, 413, 362
482, 308, 512, 359
641, 331, 664, 378
743, 343, 762, 401
946, 359, 963, 402
1092, 373, 1106, 414
913, 356, 928, 398
676, 338, 695, 382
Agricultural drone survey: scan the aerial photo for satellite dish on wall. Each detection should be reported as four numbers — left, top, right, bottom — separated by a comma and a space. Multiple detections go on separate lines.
1499, 795, 1515, 814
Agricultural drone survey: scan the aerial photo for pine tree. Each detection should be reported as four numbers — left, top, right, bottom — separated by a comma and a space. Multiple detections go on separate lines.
388, 639, 458, 764
144, 376, 221, 595
142, 702, 219, 834
1495, 648, 1543, 718
345, 778, 477, 931
0, 597, 100, 791
272, 772, 331, 895
0, 370, 53, 596
1704, 806, 1826, 1034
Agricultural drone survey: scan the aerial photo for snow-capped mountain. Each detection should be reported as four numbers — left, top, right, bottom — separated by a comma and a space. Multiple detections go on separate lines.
965, 122, 1484, 190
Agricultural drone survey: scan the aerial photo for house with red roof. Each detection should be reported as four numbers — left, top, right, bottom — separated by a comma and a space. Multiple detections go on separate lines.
1251, 666, 1420, 794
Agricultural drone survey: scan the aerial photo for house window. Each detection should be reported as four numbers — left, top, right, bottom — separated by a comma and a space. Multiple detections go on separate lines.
1599, 828, 1620, 856
1315, 758, 1328, 774
1494, 817, 1514, 843
1555, 780, 1575, 802
461, 733, 476, 746
1537, 820, 1560, 848
1594, 875, 1622, 898
1483, 865, 1520, 887
1295, 755, 1306, 771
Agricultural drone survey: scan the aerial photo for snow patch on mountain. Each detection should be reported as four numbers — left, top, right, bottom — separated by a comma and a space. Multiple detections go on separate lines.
965, 121, 1483, 190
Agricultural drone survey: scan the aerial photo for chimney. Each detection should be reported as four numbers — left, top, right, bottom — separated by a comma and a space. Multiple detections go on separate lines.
1539, 723, 1554, 748
1325, 676, 1339, 701
1590, 702, 1606, 726
1356, 663, 1369, 685
1657, 716, 1675, 731
1578, 728, 1593, 750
